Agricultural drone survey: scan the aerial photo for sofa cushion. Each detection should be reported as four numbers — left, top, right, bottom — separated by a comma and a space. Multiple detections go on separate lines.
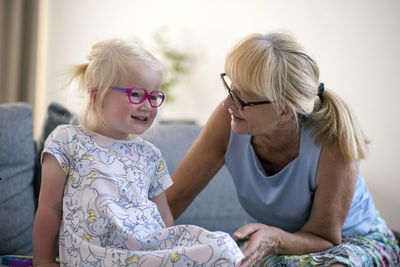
142, 122, 255, 235
142, 122, 202, 173
176, 166, 256, 235
0, 103, 36, 255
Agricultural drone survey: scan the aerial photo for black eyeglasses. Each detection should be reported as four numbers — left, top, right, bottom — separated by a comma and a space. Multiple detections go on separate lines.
220, 73, 274, 110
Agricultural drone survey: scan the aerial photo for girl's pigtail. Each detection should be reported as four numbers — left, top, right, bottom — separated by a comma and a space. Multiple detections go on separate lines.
69, 63, 89, 89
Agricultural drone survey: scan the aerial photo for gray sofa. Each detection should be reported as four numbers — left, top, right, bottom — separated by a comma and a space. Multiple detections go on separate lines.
0, 102, 254, 256
2, 102, 399, 258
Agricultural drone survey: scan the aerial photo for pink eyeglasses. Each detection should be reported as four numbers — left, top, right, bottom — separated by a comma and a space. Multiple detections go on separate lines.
112, 87, 165, 108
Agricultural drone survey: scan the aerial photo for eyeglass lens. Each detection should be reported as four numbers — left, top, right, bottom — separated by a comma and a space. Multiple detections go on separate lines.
222, 75, 244, 109
130, 88, 164, 107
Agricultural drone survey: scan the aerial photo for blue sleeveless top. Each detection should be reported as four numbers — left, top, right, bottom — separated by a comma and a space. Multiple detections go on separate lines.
225, 125, 376, 236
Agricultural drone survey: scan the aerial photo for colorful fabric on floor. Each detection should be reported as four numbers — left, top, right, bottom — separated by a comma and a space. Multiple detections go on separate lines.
257, 213, 400, 267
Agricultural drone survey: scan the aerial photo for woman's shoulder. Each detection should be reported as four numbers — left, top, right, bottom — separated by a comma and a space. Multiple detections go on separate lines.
300, 123, 321, 150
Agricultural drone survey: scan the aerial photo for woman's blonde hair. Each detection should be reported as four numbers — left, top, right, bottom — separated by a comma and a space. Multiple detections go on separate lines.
69, 38, 164, 131
225, 32, 369, 162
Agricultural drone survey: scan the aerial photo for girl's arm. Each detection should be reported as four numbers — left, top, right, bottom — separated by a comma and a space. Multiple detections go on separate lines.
166, 102, 232, 219
150, 191, 174, 227
236, 142, 359, 266
33, 153, 66, 267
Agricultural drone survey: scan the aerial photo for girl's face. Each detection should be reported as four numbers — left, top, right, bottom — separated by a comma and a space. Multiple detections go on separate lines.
98, 67, 162, 140
222, 85, 280, 136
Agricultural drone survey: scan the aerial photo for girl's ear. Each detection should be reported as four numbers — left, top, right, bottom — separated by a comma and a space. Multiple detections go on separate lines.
279, 107, 294, 124
89, 87, 98, 103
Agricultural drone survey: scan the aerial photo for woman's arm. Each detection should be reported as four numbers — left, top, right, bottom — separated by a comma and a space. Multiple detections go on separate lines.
167, 102, 231, 219
151, 191, 174, 227
235, 142, 359, 266
33, 153, 66, 267
298, 141, 359, 248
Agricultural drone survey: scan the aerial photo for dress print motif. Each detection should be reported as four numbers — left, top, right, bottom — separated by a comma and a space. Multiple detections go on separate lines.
43, 125, 244, 267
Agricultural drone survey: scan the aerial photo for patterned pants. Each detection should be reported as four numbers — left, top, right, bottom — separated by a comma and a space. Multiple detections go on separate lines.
257, 213, 400, 267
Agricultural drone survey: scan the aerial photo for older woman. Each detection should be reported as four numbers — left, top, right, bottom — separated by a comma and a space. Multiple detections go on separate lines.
167, 32, 400, 266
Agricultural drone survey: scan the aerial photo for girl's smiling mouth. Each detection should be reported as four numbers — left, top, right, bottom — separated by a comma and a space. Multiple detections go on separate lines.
131, 115, 148, 122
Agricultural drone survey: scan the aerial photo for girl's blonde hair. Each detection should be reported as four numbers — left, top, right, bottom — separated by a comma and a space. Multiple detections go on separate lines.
70, 38, 164, 131
225, 32, 369, 162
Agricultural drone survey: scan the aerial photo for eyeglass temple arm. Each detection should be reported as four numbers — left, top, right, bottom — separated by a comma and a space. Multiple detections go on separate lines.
111, 87, 127, 93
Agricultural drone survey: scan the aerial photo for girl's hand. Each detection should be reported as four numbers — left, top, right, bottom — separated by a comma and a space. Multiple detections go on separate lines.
234, 223, 280, 267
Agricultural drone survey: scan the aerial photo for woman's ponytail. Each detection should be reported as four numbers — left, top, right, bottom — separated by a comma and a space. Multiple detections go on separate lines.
306, 89, 369, 162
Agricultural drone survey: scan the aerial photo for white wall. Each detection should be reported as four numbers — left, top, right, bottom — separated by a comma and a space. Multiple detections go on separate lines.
37, 0, 400, 230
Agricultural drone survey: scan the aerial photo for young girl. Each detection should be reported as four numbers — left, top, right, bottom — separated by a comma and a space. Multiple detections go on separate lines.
33, 39, 244, 267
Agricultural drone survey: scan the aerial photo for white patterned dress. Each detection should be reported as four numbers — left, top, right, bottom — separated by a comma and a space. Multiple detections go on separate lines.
43, 125, 244, 267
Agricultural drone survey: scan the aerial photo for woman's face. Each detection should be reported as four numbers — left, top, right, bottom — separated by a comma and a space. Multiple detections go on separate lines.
222, 84, 280, 136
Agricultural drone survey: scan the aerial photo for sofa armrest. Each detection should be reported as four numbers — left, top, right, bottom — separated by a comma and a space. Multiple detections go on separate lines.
0, 103, 36, 255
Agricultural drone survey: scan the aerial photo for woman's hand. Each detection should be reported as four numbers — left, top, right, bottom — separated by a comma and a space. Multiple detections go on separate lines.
234, 223, 280, 267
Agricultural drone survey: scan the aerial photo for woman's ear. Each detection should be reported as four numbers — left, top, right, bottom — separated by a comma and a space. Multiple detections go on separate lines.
89, 87, 98, 103
279, 107, 294, 124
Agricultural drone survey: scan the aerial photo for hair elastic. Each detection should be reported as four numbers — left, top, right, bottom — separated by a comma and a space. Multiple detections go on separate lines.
317, 83, 325, 97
